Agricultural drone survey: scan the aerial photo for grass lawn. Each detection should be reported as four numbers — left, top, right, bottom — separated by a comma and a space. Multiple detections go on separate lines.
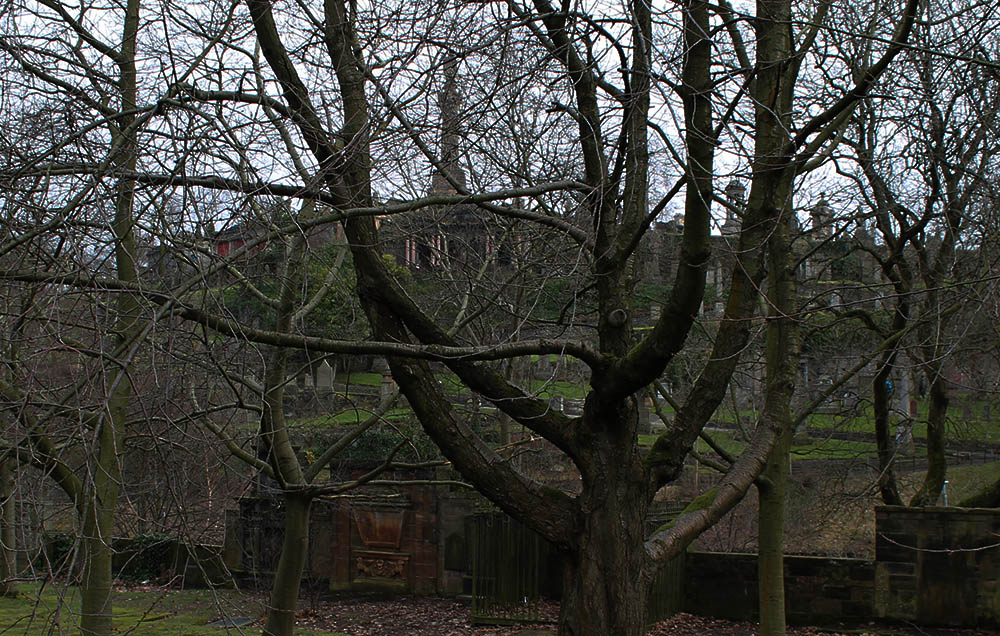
639, 429, 877, 462
799, 400, 1000, 443
288, 408, 411, 429
337, 371, 383, 387
790, 436, 878, 460
0, 584, 344, 635
925, 461, 1000, 504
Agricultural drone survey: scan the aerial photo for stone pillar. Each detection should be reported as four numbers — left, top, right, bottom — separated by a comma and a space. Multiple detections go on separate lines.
380, 374, 396, 401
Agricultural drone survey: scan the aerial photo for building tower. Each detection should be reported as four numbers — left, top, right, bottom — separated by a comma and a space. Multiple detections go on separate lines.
430, 58, 467, 195
722, 180, 745, 235
811, 193, 832, 239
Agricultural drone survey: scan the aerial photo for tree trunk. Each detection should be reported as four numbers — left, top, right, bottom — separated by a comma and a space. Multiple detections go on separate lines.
0, 458, 15, 597
873, 355, 904, 506
757, 428, 790, 636
263, 494, 311, 636
756, 193, 798, 636
79, 444, 120, 636
558, 399, 651, 636
558, 473, 650, 635
78, 0, 142, 631
260, 235, 311, 636
910, 372, 948, 506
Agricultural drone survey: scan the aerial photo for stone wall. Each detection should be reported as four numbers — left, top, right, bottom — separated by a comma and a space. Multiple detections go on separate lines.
684, 507, 1000, 629
875, 505, 1000, 628
227, 490, 999, 628
683, 552, 875, 627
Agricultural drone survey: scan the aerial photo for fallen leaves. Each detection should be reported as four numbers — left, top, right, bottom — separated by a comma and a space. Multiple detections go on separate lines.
286, 597, 998, 636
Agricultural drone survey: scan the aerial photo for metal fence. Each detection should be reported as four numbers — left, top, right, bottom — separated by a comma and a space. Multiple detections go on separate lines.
647, 551, 686, 625
470, 509, 687, 626
470, 512, 545, 624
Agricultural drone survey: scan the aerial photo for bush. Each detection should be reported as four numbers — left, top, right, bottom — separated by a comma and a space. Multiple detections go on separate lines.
113, 533, 176, 581
340, 426, 442, 462
38, 532, 77, 576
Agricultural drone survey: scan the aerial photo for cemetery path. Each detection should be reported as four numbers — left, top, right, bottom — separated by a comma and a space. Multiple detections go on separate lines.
288, 596, 999, 636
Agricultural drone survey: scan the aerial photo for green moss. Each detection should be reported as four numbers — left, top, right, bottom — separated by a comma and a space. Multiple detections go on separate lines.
684, 486, 719, 512
654, 487, 719, 534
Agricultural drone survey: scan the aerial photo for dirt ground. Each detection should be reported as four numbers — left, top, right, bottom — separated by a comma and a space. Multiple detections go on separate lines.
288, 596, 999, 636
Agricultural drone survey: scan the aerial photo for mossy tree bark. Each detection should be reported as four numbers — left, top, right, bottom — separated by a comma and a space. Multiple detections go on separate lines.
909, 370, 949, 506
733, 5, 802, 634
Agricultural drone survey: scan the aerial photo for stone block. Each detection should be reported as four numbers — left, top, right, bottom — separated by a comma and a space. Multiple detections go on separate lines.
807, 597, 842, 619
841, 599, 873, 617
885, 561, 917, 576
823, 585, 851, 600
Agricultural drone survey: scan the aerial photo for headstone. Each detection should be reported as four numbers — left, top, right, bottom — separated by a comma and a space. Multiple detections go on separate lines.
859, 375, 875, 399
316, 360, 334, 393
637, 401, 651, 435
536, 355, 551, 379
897, 372, 910, 415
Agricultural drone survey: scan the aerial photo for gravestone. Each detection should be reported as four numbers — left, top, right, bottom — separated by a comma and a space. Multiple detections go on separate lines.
535, 355, 551, 379
316, 359, 334, 394
380, 374, 395, 400
284, 374, 299, 396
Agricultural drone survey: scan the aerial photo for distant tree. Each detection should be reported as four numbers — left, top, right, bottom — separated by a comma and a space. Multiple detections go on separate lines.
845, 0, 1000, 507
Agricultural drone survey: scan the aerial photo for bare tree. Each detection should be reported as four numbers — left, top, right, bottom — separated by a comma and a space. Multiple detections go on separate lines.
844, 0, 1000, 507
0, 0, 932, 635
